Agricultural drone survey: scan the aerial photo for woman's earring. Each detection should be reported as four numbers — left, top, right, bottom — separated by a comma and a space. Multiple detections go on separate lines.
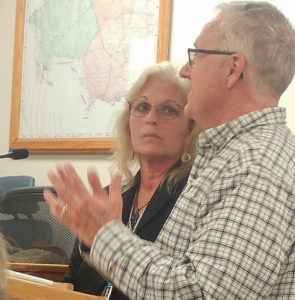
181, 152, 191, 163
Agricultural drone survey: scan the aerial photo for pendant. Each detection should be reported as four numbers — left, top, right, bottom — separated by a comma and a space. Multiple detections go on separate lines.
130, 210, 139, 230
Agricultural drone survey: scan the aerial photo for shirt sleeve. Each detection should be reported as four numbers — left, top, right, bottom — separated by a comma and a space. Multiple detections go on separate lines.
89, 165, 294, 299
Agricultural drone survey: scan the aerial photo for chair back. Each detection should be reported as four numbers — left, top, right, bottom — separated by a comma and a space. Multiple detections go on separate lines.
0, 187, 75, 264
0, 176, 35, 193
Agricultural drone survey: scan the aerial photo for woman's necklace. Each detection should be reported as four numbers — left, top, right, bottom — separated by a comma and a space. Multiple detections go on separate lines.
130, 192, 151, 230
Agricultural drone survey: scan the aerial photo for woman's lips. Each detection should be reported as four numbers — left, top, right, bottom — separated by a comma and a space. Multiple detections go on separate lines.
142, 133, 160, 139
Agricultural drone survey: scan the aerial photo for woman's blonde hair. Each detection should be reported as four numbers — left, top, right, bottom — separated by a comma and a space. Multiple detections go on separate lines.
111, 61, 201, 192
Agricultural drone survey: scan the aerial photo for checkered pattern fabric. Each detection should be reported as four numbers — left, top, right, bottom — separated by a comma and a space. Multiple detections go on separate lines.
90, 107, 295, 299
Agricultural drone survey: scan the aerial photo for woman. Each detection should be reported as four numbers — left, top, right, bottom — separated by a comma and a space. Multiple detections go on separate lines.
47, 62, 201, 299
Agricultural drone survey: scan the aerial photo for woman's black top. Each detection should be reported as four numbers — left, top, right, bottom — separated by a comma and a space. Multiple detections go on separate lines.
63, 172, 189, 299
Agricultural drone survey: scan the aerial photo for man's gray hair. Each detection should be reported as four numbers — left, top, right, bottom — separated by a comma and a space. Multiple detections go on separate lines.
215, 1, 295, 97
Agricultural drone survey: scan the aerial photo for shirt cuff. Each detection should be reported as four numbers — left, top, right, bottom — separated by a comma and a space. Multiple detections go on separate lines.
78, 240, 92, 265
89, 219, 134, 280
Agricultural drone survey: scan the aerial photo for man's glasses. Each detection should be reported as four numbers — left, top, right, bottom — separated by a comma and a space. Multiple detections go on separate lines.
128, 98, 184, 120
188, 48, 234, 68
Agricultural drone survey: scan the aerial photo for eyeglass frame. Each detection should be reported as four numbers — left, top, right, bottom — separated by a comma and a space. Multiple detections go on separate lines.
187, 48, 243, 78
128, 98, 185, 120
188, 48, 235, 68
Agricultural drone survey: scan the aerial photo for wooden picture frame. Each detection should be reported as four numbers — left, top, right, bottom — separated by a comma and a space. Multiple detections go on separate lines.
9, 0, 172, 154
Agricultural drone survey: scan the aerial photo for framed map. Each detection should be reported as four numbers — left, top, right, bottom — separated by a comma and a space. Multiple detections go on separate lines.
9, 0, 171, 153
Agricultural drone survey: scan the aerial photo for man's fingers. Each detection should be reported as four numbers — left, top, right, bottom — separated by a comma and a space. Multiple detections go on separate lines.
43, 188, 64, 217
87, 167, 106, 197
109, 172, 122, 199
45, 164, 124, 248
44, 188, 79, 231
63, 163, 90, 199
109, 172, 123, 219
56, 163, 68, 182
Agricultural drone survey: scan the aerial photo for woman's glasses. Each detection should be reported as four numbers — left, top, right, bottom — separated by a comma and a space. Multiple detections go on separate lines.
128, 98, 184, 120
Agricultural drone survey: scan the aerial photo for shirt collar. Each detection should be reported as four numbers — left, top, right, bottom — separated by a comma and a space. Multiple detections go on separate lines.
197, 107, 286, 150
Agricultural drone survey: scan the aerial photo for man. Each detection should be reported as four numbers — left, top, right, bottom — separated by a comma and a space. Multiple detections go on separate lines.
44, 2, 295, 299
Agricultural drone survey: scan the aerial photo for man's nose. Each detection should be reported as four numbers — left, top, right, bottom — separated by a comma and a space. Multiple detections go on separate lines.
179, 61, 191, 79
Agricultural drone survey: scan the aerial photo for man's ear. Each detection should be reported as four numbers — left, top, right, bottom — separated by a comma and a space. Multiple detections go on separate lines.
227, 53, 245, 88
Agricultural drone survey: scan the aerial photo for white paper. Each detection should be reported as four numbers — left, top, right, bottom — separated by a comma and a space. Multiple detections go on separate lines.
5, 269, 54, 286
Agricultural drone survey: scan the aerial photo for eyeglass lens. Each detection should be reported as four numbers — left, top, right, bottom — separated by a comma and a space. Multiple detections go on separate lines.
129, 100, 183, 120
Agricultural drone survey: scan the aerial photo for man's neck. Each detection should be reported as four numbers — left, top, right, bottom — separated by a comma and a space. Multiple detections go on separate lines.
201, 89, 278, 129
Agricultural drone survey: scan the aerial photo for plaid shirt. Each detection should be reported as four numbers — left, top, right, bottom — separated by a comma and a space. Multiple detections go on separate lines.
90, 107, 295, 299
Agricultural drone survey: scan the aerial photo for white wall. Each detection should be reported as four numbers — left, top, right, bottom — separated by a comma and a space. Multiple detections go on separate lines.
0, 0, 294, 186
